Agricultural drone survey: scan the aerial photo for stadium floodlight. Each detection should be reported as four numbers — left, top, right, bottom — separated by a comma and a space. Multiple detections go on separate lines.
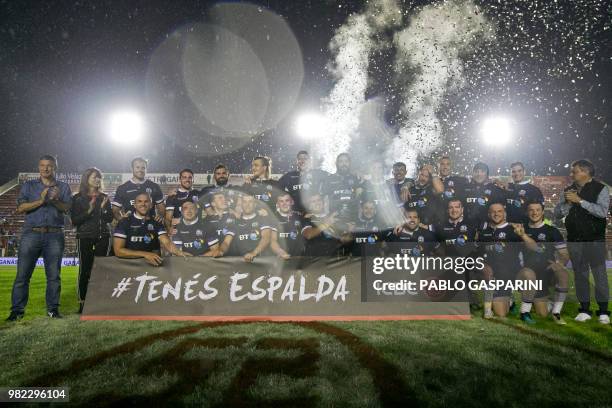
108, 110, 145, 145
480, 117, 511, 146
294, 112, 329, 140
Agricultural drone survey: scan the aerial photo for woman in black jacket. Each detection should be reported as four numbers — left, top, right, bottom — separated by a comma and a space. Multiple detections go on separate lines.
71, 168, 113, 313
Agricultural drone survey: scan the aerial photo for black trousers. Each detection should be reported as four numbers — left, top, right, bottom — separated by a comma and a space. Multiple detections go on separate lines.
77, 236, 112, 302
568, 241, 609, 314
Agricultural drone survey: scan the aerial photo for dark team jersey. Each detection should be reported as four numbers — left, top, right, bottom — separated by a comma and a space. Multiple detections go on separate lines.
112, 179, 164, 218
302, 214, 342, 257
404, 184, 442, 226
278, 169, 328, 214
198, 185, 239, 210
432, 218, 477, 257
273, 210, 305, 256
477, 222, 523, 271
386, 178, 414, 205
202, 212, 236, 242
351, 218, 383, 256
523, 223, 566, 271
113, 214, 166, 252
171, 218, 219, 256
505, 181, 544, 224
464, 181, 506, 228
440, 175, 468, 204
165, 189, 200, 219
323, 173, 363, 220
383, 228, 439, 256
226, 213, 274, 256
361, 180, 395, 207
240, 179, 280, 207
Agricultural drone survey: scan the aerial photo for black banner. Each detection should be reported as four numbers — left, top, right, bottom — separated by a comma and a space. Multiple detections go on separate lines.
82, 257, 469, 321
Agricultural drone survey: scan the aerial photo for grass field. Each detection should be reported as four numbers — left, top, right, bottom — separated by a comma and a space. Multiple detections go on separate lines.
1, 265, 611, 407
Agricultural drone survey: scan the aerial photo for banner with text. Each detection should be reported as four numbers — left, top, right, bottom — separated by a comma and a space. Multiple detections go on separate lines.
82, 257, 469, 321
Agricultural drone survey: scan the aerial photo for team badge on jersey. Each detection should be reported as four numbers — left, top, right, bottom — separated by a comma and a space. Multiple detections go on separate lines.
448, 180, 454, 187
484, 189, 491, 195
519, 190, 526, 196
498, 232, 506, 239
418, 236, 425, 243
147, 223, 154, 231
146, 188, 152, 194
460, 225, 467, 232
196, 229, 203, 237
538, 233, 546, 241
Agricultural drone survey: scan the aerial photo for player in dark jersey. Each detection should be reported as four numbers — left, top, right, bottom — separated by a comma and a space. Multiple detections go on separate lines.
464, 162, 505, 228
322, 153, 364, 223
269, 192, 305, 258
349, 200, 384, 257
432, 198, 480, 309
386, 162, 414, 205
437, 156, 469, 205
202, 192, 236, 258
432, 199, 477, 258
277, 150, 329, 216
301, 193, 345, 257
478, 203, 538, 321
499, 162, 544, 224
112, 157, 165, 222
524, 201, 570, 324
199, 164, 240, 217
224, 194, 273, 262
172, 201, 219, 256
239, 156, 280, 214
384, 206, 439, 256
113, 192, 190, 265
164, 168, 200, 233
362, 162, 402, 230
404, 165, 444, 228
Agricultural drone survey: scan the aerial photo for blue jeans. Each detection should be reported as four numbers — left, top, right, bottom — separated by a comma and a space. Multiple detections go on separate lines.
11, 231, 65, 313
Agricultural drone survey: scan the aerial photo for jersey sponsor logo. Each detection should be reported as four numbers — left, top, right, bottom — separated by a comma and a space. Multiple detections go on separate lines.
494, 243, 505, 253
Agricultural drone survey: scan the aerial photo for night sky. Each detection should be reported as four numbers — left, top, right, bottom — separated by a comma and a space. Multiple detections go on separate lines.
1, 0, 611, 184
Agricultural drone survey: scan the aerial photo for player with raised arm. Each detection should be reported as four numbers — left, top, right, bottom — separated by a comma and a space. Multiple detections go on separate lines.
404, 165, 444, 228
113, 192, 191, 266
523, 201, 570, 324
387, 162, 414, 205
478, 203, 538, 321
172, 201, 219, 256
301, 193, 345, 257
112, 157, 165, 222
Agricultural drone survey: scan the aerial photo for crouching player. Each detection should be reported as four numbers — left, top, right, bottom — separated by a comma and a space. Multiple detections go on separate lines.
524, 201, 570, 324
172, 201, 220, 256
478, 203, 539, 321
113, 193, 191, 266
384, 206, 439, 257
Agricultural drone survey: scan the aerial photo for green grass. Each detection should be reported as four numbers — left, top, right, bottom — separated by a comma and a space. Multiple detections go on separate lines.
0, 266, 611, 407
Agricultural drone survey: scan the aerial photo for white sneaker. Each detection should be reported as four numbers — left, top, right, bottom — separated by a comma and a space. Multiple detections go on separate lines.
598, 314, 610, 324
574, 312, 592, 322
484, 310, 494, 319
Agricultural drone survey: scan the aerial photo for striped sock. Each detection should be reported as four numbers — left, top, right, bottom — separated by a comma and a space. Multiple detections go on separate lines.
520, 301, 532, 313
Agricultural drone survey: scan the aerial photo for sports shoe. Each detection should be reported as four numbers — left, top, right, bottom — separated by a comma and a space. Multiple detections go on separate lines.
78, 303, 84, 314
5, 312, 24, 322
598, 314, 610, 325
47, 310, 63, 319
574, 312, 592, 322
520, 312, 536, 324
483, 309, 494, 319
552, 313, 566, 325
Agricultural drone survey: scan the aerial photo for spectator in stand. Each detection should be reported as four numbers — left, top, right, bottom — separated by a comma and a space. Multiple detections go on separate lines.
71, 168, 114, 314
7, 155, 72, 321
